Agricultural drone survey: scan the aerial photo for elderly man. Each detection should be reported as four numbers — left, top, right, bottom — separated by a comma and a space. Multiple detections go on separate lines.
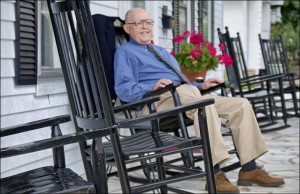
114, 7, 284, 193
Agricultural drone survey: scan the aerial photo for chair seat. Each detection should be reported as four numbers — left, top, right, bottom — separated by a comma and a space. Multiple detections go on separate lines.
272, 86, 300, 93
159, 116, 194, 133
1, 166, 95, 194
114, 115, 193, 133
86, 130, 202, 161
235, 89, 277, 99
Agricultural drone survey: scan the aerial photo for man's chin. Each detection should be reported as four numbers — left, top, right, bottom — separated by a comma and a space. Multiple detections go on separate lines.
140, 40, 152, 45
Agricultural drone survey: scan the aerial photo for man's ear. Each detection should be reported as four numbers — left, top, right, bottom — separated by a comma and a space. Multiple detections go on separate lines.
123, 24, 130, 34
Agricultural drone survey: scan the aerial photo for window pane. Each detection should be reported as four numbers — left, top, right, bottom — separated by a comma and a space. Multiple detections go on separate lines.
132, 1, 145, 8
202, 1, 209, 40
40, 0, 60, 69
179, 1, 187, 34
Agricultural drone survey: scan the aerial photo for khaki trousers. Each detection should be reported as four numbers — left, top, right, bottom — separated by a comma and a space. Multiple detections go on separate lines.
142, 84, 268, 166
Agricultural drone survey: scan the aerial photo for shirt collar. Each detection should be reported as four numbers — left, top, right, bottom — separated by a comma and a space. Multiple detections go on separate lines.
129, 38, 149, 49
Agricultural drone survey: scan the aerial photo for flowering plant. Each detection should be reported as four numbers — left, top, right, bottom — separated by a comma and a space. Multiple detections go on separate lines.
172, 31, 233, 73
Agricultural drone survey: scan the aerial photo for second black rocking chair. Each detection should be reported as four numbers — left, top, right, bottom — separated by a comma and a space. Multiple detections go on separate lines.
217, 27, 289, 132
259, 34, 299, 117
47, 0, 216, 193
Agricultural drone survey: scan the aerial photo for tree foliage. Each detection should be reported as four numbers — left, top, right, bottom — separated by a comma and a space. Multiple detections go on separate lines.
280, 0, 299, 30
271, 0, 299, 66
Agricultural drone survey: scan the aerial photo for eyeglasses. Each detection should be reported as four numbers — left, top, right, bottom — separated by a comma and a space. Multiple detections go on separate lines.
126, 19, 154, 28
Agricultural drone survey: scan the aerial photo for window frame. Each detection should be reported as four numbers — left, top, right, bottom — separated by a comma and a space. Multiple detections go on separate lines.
37, 0, 63, 79
178, 1, 188, 35
132, 0, 145, 8
36, 1, 65, 96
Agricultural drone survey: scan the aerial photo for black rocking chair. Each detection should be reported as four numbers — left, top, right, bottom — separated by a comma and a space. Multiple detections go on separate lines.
259, 34, 299, 117
217, 27, 289, 132
47, 0, 216, 193
92, 13, 240, 174
0, 115, 114, 193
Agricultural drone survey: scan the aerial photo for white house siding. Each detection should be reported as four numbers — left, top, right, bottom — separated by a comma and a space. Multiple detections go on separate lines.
155, 1, 174, 51
222, 1, 268, 72
1, 0, 83, 178
223, 1, 249, 63
90, 1, 119, 16
207, 0, 225, 80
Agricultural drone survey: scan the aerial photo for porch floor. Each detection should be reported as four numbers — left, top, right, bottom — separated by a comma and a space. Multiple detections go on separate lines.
107, 110, 299, 193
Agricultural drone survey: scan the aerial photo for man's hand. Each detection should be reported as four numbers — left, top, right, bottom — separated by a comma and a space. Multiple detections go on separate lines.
154, 79, 172, 90
201, 78, 224, 90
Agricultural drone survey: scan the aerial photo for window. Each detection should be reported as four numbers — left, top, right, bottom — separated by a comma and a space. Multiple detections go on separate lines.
179, 1, 187, 34
198, 0, 209, 40
132, 1, 145, 8
15, 0, 63, 86
39, 0, 62, 78
202, 1, 209, 40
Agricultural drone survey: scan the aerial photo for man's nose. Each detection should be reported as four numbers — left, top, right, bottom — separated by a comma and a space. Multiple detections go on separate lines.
141, 21, 147, 27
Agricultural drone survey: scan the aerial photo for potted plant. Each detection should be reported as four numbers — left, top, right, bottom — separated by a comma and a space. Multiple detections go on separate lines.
172, 31, 233, 81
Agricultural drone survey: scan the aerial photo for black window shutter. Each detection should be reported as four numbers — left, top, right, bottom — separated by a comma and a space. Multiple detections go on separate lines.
15, 0, 38, 85
172, 0, 180, 53
211, 0, 215, 44
198, 0, 204, 33
191, 0, 195, 32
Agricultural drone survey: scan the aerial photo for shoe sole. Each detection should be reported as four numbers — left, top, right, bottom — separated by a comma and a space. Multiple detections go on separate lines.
205, 184, 240, 194
216, 191, 240, 194
237, 180, 285, 187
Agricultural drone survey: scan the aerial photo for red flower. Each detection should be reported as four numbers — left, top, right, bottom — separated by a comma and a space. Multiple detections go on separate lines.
219, 43, 225, 51
218, 53, 233, 66
190, 32, 203, 45
182, 31, 190, 37
207, 43, 217, 56
172, 31, 232, 73
190, 49, 202, 59
173, 35, 185, 43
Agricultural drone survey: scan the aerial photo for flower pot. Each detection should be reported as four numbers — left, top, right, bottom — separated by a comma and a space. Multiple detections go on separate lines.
181, 67, 207, 83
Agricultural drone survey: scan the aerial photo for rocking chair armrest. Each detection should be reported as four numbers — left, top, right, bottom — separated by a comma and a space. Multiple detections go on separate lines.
0, 115, 71, 137
0, 126, 113, 158
117, 98, 215, 128
241, 74, 285, 84
258, 69, 296, 79
223, 81, 237, 89
244, 74, 265, 80
114, 83, 182, 113
114, 96, 161, 113
201, 82, 226, 95
144, 82, 182, 98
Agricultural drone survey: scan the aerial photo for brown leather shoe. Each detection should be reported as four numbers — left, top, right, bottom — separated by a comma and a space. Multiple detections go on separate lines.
237, 165, 285, 187
213, 172, 240, 193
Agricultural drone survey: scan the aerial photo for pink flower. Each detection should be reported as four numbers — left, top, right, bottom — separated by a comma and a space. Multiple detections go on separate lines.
219, 43, 225, 51
172, 30, 232, 73
190, 49, 202, 59
182, 31, 190, 38
219, 54, 233, 66
207, 43, 217, 56
173, 35, 185, 43
190, 32, 203, 45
